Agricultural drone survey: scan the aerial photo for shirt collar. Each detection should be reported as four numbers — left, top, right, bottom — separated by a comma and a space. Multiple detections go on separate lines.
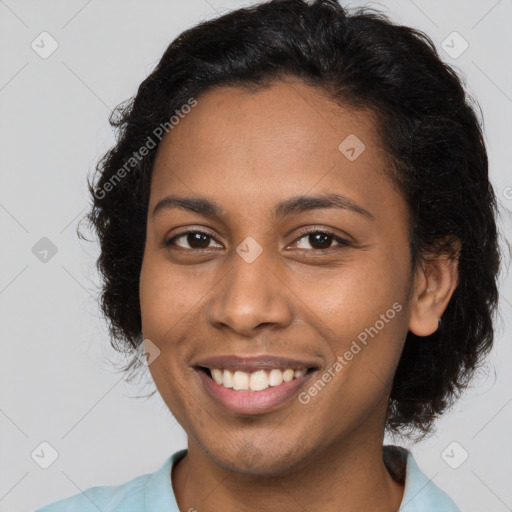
144, 449, 186, 512
398, 448, 460, 511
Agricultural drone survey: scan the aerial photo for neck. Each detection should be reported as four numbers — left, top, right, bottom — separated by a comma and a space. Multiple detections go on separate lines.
172, 431, 404, 512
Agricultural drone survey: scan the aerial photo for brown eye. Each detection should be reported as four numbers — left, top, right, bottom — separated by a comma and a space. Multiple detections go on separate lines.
292, 230, 350, 251
166, 231, 221, 250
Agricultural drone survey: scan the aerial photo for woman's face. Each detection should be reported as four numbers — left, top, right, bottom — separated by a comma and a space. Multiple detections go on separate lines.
140, 79, 418, 475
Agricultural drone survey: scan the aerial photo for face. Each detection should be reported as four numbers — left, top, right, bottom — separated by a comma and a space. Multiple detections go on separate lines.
139, 78, 417, 475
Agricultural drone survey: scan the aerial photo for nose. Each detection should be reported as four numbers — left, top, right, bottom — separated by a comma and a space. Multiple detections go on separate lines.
206, 246, 294, 337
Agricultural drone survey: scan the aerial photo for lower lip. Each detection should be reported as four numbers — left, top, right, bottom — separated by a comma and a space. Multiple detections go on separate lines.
196, 369, 315, 415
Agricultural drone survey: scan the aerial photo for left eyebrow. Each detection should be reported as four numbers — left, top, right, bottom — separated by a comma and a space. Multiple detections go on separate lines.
272, 193, 374, 221
151, 193, 374, 221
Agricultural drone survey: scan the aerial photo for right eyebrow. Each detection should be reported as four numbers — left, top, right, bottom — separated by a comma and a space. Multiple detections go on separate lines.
152, 195, 224, 219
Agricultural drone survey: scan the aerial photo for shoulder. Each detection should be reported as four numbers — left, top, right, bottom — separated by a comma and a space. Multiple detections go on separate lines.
384, 445, 461, 512
33, 450, 185, 512
33, 473, 150, 512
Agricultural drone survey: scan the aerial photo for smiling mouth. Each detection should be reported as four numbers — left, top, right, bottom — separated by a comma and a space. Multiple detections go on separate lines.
197, 366, 317, 392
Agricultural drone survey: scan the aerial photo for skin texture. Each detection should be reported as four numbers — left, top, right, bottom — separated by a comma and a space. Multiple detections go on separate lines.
139, 78, 460, 512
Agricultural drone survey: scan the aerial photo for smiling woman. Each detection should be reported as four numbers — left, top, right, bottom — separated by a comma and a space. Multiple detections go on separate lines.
34, 0, 502, 511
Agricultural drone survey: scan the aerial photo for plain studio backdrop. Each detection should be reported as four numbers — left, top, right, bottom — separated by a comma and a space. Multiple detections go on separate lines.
1, 1, 511, 511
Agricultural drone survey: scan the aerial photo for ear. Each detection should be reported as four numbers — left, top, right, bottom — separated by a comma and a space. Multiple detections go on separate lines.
408, 238, 461, 337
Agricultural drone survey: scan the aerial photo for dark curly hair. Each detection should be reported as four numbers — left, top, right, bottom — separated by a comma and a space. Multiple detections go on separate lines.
78, 0, 504, 439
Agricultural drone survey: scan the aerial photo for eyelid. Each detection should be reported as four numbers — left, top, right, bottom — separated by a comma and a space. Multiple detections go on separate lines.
165, 228, 221, 249
165, 227, 352, 251
291, 225, 353, 245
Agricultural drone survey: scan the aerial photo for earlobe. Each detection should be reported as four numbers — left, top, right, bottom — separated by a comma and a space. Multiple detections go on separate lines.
408, 242, 461, 337
408, 286, 442, 337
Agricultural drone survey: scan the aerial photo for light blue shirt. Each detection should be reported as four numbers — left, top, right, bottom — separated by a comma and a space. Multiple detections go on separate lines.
34, 446, 460, 511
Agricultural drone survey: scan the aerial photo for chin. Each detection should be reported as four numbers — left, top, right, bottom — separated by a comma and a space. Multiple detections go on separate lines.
203, 437, 309, 477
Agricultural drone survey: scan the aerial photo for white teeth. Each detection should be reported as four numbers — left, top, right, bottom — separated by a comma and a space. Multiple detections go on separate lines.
211, 368, 223, 385
223, 370, 234, 388
268, 368, 283, 387
282, 369, 294, 382
209, 367, 309, 391
249, 370, 269, 391
232, 370, 249, 390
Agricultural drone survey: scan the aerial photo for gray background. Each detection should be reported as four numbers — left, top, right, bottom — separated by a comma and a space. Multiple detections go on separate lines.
1, 1, 511, 511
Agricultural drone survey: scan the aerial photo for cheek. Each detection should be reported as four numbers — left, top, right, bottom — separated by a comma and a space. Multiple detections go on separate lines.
139, 256, 209, 385
139, 255, 199, 335
301, 281, 407, 421
147, 360, 193, 430
300, 258, 407, 338
300, 259, 409, 403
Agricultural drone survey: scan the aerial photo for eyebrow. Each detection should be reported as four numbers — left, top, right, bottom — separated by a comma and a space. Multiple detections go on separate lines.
152, 193, 374, 221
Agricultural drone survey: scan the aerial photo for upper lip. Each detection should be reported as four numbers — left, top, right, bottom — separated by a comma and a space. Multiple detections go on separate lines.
193, 355, 321, 373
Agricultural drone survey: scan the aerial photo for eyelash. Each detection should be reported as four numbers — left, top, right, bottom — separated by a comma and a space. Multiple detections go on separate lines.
164, 229, 351, 252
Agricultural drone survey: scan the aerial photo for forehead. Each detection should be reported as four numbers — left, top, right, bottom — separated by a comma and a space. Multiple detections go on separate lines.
149, 79, 400, 222
154, 79, 381, 167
